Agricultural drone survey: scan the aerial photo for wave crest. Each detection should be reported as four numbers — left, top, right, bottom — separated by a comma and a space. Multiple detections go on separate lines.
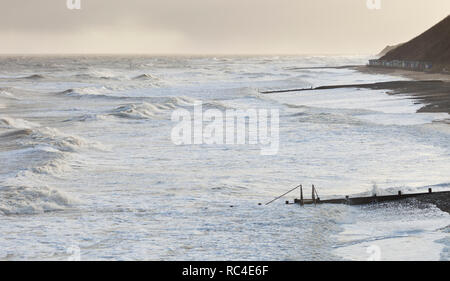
21, 74, 45, 80
1, 116, 106, 152
0, 117, 40, 129
0, 185, 74, 215
111, 103, 159, 119
0, 89, 16, 100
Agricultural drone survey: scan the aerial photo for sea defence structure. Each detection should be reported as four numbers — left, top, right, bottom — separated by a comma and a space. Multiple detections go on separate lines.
293, 186, 450, 206
265, 185, 450, 207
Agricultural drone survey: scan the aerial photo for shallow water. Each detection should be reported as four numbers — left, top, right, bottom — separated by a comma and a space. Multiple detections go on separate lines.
0, 55, 449, 260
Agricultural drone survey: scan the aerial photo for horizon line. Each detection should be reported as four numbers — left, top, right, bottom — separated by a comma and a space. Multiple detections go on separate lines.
0, 52, 375, 57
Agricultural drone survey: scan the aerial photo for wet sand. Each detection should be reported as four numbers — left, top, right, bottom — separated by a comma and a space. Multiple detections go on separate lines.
263, 66, 450, 115
354, 65, 450, 82
354, 66, 450, 114
262, 80, 450, 114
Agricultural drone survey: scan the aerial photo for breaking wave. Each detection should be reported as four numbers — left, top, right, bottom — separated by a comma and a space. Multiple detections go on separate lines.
168, 96, 198, 106
31, 157, 72, 176
111, 103, 162, 119
0, 117, 106, 216
350, 182, 450, 198
132, 73, 165, 85
56, 87, 139, 100
0, 184, 74, 215
108, 97, 236, 120
1, 116, 107, 152
73, 73, 119, 81
71, 70, 163, 83
133, 73, 158, 80
62, 114, 107, 123
21, 74, 45, 80
57, 87, 119, 99
0, 116, 40, 129
110, 96, 198, 120
0, 89, 16, 99
202, 101, 234, 111
71, 69, 126, 81
63, 96, 200, 122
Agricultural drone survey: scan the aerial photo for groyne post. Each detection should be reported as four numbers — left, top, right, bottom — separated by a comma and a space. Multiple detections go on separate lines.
312, 185, 316, 205
300, 185, 304, 206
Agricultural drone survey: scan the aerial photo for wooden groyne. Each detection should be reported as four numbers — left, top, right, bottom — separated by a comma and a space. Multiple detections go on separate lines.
266, 185, 450, 207
292, 186, 450, 206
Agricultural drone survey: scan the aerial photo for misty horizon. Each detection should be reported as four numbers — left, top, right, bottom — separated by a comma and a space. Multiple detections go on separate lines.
0, 0, 449, 55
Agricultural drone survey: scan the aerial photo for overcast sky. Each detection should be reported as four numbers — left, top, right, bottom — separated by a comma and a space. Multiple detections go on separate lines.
0, 0, 449, 54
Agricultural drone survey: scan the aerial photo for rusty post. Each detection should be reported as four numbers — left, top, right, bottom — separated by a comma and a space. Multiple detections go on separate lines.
312, 185, 316, 205
300, 185, 304, 206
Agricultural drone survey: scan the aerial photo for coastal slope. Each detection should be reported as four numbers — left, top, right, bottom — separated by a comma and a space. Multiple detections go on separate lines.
381, 15, 450, 70
377, 43, 403, 57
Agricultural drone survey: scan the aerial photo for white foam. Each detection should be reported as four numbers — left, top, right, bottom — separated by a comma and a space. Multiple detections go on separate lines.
272, 88, 421, 114
334, 203, 450, 261
0, 90, 15, 99
269, 88, 449, 125
110, 98, 200, 120
111, 103, 158, 119
0, 116, 40, 129
0, 185, 74, 215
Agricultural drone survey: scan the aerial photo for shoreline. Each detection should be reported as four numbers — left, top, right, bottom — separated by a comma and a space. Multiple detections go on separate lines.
357, 65, 450, 214
262, 66, 450, 116
353, 66, 450, 115
353, 65, 450, 82
263, 65, 450, 214
262, 79, 450, 115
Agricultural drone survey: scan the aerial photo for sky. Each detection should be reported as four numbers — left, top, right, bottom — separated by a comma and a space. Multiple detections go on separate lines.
0, 0, 449, 55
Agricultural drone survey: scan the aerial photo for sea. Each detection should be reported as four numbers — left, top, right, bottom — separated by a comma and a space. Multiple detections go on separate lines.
0, 55, 449, 260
